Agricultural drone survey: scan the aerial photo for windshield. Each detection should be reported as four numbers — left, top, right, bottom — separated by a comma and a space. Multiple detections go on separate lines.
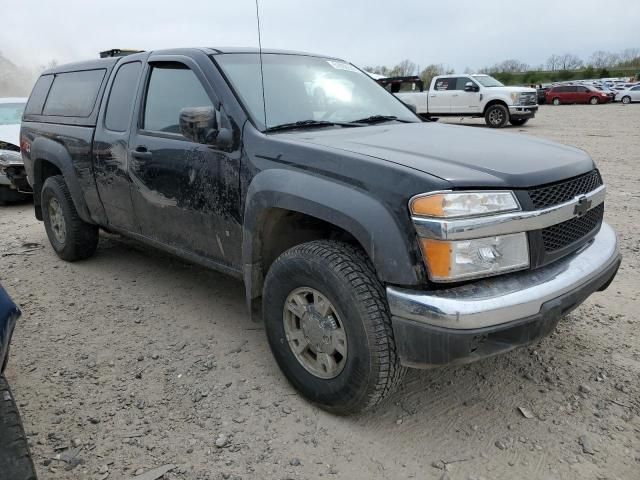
214, 53, 419, 131
472, 76, 504, 88
0, 102, 25, 126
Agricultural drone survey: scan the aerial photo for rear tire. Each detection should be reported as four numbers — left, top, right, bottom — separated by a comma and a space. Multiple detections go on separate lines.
484, 104, 509, 128
263, 240, 405, 414
41, 175, 99, 261
552, 97, 561, 105
622, 96, 631, 104
589, 96, 599, 105
509, 118, 529, 126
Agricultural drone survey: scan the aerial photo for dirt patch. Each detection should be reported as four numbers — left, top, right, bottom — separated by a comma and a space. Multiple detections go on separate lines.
2, 103, 639, 479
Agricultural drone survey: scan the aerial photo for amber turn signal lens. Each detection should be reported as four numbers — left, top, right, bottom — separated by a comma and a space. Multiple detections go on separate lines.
410, 194, 445, 217
420, 238, 451, 278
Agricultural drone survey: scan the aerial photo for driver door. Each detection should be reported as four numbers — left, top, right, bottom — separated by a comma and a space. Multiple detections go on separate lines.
450, 77, 480, 113
128, 57, 242, 267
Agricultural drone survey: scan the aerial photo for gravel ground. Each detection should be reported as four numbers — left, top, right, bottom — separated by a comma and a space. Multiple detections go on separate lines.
1, 103, 639, 480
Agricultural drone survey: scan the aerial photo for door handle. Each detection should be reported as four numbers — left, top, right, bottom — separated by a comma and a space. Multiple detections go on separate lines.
131, 146, 152, 159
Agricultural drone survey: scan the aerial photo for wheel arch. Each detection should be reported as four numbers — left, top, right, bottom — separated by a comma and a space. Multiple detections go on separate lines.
30, 137, 93, 223
482, 98, 510, 115
242, 169, 424, 318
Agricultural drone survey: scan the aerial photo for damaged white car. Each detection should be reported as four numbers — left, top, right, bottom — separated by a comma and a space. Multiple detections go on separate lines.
0, 97, 31, 204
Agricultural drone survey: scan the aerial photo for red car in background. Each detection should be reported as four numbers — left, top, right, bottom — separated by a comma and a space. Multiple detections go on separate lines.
546, 85, 611, 105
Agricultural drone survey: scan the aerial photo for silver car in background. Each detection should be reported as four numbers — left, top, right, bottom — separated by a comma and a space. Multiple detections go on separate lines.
618, 85, 640, 104
0, 97, 31, 204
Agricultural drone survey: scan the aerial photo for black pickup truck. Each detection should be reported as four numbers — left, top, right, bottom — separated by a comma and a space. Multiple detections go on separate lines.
20, 48, 620, 413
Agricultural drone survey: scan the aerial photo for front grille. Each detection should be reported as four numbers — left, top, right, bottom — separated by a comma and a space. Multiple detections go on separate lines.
519, 92, 538, 106
541, 203, 604, 252
528, 170, 603, 209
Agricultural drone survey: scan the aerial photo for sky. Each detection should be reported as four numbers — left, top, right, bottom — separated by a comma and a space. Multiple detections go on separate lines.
2, 0, 639, 72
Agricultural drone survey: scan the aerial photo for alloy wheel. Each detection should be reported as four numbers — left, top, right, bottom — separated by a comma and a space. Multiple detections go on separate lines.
47, 197, 67, 244
282, 287, 347, 379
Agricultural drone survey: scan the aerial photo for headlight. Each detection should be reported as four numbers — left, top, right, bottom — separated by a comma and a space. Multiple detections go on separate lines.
410, 191, 520, 218
419, 233, 530, 281
510, 92, 521, 105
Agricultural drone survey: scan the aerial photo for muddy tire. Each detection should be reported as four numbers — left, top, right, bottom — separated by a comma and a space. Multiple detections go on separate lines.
509, 118, 529, 126
263, 240, 405, 414
41, 175, 98, 261
0, 375, 38, 480
484, 103, 509, 128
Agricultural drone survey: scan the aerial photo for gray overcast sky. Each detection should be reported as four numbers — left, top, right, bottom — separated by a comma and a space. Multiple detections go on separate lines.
2, 0, 639, 71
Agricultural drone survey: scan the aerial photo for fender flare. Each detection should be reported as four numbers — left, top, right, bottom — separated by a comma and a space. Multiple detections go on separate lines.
242, 169, 423, 307
30, 137, 94, 224
482, 97, 510, 114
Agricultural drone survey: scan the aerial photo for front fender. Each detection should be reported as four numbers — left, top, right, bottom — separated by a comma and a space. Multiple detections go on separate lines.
30, 137, 94, 224
243, 169, 424, 299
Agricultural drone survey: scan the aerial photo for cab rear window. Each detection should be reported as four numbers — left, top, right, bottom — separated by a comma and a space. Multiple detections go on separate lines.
42, 69, 106, 117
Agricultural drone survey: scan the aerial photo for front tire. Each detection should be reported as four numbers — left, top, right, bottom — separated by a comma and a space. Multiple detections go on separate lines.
552, 97, 561, 105
41, 175, 99, 261
589, 96, 599, 105
484, 104, 509, 128
263, 240, 405, 414
622, 96, 631, 104
509, 118, 529, 126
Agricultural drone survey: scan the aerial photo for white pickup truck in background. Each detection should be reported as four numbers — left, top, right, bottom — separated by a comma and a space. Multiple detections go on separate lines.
385, 74, 538, 128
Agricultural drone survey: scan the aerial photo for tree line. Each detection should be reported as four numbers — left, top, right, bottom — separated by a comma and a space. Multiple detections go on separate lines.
364, 47, 640, 86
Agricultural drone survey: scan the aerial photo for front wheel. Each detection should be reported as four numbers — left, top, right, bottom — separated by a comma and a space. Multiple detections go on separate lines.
484, 104, 509, 128
552, 97, 561, 105
41, 175, 99, 261
622, 96, 631, 104
589, 96, 599, 105
509, 118, 529, 126
263, 240, 405, 414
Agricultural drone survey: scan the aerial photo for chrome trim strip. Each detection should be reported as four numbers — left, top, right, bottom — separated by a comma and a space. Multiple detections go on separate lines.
413, 185, 606, 240
387, 222, 619, 330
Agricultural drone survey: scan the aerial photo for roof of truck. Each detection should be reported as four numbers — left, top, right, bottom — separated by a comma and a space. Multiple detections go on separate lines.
41, 47, 345, 75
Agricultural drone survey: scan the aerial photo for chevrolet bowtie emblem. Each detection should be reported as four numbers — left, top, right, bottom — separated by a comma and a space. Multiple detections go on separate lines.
573, 196, 592, 217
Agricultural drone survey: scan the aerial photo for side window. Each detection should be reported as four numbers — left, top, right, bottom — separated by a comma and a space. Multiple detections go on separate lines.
455, 77, 473, 90
579, 87, 590, 93
434, 78, 456, 91
25, 75, 54, 115
43, 69, 106, 117
568, 86, 578, 93
143, 63, 213, 135
105, 62, 142, 132
631, 86, 640, 91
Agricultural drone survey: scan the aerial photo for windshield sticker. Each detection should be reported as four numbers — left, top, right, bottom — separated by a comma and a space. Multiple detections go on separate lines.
327, 60, 359, 73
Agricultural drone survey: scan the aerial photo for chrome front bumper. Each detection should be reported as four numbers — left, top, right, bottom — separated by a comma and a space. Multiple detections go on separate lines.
387, 222, 620, 330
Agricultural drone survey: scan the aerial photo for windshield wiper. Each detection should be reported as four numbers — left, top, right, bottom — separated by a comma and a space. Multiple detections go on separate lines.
265, 119, 358, 133
350, 115, 410, 125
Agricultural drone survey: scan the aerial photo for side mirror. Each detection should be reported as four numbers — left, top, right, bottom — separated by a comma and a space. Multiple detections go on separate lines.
464, 82, 479, 92
179, 106, 218, 144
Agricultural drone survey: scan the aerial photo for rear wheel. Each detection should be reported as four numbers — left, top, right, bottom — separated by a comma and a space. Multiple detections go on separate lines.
263, 240, 405, 414
552, 97, 561, 105
622, 96, 631, 104
484, 104, 509, 128
509, 118, 529, 126
589, 96, 599, 105
41, 175, 99, 261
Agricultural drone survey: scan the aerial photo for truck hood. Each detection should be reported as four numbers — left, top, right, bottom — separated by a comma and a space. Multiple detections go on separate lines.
0, 124, 20, 149
287, 122, 594, 188
490, 86, 537, 94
